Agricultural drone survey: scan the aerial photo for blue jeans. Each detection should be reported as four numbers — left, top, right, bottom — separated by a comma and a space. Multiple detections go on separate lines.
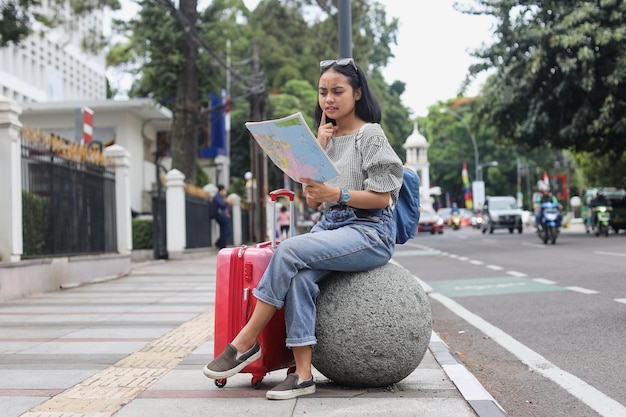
252, 206, 396, 347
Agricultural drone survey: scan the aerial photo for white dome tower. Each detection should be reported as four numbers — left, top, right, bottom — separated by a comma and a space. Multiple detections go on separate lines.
403, 121, 433, 210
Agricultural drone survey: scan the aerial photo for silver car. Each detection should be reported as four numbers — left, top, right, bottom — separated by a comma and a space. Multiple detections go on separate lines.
481, 196, 523, 234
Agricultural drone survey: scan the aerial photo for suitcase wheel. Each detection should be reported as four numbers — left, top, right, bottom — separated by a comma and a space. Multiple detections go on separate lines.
215, 378, 227, 388
251, 375, 264, 388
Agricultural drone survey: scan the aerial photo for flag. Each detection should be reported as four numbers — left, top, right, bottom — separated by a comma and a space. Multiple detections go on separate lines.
462, 162, 473, 209
198, 92, 227, 158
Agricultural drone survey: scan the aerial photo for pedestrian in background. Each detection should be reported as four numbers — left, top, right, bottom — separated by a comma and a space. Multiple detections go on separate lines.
277, 205, 291, 239
210, 185, 231, 249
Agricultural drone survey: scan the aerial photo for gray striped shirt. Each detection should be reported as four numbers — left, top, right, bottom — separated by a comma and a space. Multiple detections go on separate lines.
322, 123, 403, 210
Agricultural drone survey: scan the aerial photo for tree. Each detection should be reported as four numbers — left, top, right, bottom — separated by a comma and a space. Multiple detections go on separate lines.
1, 0, 120, 49
421, 97, 565, 209
109, 0, 411, 187
464, 0, 626, 163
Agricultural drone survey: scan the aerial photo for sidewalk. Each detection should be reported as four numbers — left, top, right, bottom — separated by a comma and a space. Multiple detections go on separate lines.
0, 251, 506, 417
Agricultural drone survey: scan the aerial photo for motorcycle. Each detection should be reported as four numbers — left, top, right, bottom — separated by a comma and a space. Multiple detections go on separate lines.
588, 205, 611, 237
450, 212, 462, 230
537, 202, 561, 244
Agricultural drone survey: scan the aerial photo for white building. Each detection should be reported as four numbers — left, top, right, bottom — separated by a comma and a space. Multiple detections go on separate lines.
403, 121, 436, 211
19, 99, 172, 214
0, 2, 106, 103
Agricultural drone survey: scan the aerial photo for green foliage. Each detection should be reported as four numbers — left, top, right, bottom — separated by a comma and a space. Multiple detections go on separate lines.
106, 0, 421, 190
229, 177, 247, 202
422, 99, 566, 208
0, 0, 36, 47
0, 0, 119, 48
132, 219, 153, 250
21, 191, 50, 257
466, 0, 626, 162
196, 161, 210, 187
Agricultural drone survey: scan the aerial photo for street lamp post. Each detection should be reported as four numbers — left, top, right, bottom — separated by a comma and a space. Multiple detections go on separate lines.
440, 108, 479, 181
478, 161, 499, 181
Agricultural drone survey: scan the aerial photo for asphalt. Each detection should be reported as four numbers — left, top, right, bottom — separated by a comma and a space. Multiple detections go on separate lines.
0, 248, 509, 417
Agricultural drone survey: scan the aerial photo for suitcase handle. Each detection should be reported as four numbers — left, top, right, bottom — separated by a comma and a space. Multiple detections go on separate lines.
270, 189, 295, 202
270, 189, 297, 248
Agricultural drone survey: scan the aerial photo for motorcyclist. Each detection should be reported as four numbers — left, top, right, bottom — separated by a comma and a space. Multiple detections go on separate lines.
449, 202, 461, 228
535, 182, 561, 230
588, 190, 609, 230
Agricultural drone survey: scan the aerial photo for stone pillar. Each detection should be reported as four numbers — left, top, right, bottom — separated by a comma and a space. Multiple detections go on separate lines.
229, 193, 242, 246
103, 145, 132, 255
0, 96, 23, 262
166, 169, 186, 258
204, 183, 219, 247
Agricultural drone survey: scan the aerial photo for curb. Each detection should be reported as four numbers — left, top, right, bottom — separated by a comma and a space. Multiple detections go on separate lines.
430, 332, 509, 417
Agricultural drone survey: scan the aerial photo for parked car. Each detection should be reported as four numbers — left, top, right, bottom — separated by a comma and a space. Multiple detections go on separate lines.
481, 196, 524, 234
418, 211, 445, 235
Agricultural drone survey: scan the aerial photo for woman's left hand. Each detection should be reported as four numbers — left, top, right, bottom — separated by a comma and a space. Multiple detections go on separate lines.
301, 179, 338, 206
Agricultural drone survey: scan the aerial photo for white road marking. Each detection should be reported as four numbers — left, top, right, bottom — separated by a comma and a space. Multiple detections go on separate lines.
594, 251, 626, 258
566, 286, 599, 295
486, 265, 503, 271
469, 260, 484, 265
533, 278, 557, 285
507, 271, 527, 277
615, 299, 626, 304
523, 242, 547, 248
429, 291, 626, 417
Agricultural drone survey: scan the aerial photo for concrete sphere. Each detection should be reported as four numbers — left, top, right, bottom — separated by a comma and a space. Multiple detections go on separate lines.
312, 262, 432, 388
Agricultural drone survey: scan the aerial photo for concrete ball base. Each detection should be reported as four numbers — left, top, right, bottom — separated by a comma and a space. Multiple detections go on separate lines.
312, 262, 432, 388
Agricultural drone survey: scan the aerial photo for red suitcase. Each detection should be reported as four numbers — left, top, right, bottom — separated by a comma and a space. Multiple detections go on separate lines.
213, 189, 296, 388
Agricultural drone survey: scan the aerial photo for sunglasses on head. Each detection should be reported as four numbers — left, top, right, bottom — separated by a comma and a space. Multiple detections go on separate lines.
320, 58, 358, 72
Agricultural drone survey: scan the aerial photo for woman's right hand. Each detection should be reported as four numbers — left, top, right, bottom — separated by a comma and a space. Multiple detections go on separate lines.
317, 110, 337, 149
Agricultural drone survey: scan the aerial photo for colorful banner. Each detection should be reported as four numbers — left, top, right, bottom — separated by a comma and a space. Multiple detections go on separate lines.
462, 162, 473, 209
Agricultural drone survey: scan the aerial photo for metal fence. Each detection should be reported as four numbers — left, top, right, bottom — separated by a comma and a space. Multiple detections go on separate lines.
185, 194, 212, 248
21, 131, 117, 258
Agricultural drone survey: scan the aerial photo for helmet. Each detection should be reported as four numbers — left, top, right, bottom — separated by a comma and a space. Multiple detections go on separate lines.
596, 190, 604, 198
538, 181, 549, 192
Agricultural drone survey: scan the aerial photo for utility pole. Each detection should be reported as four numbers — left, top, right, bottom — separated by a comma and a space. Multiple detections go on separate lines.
338, 0, 352, 58
249, 39, 267, 242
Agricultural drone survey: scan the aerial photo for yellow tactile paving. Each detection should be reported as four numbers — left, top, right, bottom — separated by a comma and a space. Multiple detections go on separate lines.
20, 308, 214, 417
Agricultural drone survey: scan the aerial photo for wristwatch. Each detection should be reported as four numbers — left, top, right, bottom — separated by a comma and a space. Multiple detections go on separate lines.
338, 188, 350, 205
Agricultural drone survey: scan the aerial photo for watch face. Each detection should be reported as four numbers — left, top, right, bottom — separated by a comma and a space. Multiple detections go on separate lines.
342, 189, 350, 202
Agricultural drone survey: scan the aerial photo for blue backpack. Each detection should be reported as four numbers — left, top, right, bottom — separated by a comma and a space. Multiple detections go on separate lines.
393, 167, 421, 244
355, 125, 420, 244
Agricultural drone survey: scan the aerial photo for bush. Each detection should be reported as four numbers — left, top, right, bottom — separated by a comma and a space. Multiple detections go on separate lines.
132, 218, 153, 250
22, 192, 50, 256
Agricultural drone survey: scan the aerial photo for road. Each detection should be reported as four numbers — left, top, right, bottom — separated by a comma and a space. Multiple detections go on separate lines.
392, 224, 626, 417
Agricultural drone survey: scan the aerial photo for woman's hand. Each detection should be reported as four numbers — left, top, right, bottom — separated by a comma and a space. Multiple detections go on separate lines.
317, 110, 337, 149
301, 179, 338, 208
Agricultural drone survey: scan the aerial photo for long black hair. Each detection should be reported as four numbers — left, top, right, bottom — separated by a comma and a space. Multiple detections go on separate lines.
314, 59, 382, 128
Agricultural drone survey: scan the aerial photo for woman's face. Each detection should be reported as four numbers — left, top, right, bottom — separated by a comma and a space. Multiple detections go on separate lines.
318, 69, 361, 122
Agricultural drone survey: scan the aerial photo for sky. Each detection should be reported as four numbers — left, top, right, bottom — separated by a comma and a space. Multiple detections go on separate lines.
110, 1, 495, 118
241, 0, 496, 117
377, 0, 495, 117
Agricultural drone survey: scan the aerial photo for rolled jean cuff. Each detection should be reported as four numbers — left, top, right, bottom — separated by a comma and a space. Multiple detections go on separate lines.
252, 288, 283, 309
286, 336, 317, 348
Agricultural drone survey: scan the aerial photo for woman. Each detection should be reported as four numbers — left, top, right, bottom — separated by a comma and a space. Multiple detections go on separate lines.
203, 58, 403, 400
